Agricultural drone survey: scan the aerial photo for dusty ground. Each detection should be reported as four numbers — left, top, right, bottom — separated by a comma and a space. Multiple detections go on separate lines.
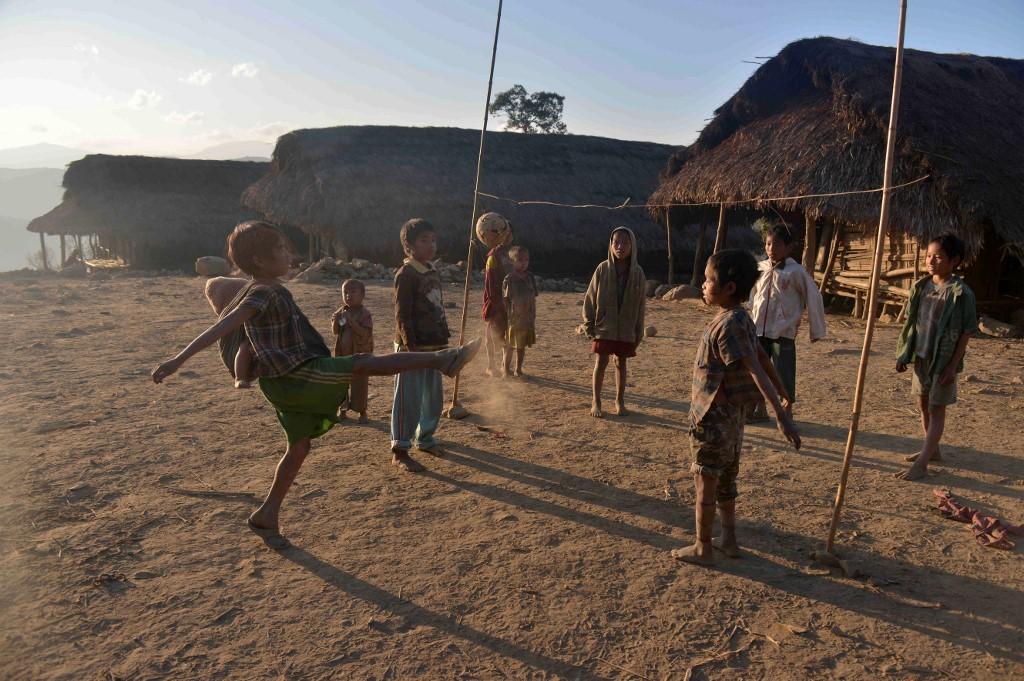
0, 274, 1021, 680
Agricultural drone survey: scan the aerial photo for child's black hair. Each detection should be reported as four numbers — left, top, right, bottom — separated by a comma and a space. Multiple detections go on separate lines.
765, 222, 796, 245
929, 233, 966, 264
508, 245, 529, 259
400, 218, 436, 256
707, 248, 760, 303
341, 278, 366, 294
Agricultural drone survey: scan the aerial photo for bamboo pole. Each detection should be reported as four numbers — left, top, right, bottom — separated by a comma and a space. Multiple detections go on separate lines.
816, 222, 834, 270
665, 211, 674, 286
39, 232, 49, 271
802, 213, 817, 271
691, 218, 708, 287
712, 203, 727, 254
59, 234, 66, 268
818, 227, 841, 294
822, 0, 908, 557
445, 0, 502, 420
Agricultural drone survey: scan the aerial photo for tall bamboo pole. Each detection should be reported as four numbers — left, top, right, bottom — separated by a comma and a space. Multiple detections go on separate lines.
712, 203, 727, 254
39, 232, 49, 271
691, 218, 708, 287
824, 0, 908, 555
445, 0, 503, 419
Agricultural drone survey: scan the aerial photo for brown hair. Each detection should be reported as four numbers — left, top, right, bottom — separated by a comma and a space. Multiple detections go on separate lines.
508, 245, 529, 259
227, 220, 288, 276
341, 278, 366, 294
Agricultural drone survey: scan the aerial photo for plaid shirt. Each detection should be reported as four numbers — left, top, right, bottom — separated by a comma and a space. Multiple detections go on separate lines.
690, 306, 761, 425
897, 275, 977, 375
238, 283, 330, 377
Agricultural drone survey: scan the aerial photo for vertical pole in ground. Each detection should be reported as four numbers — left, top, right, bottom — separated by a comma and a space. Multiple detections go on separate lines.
445, 0, 503, 419
39, 232, 49, 271
59, 234, 66, 268
712, 203, 727, 254
824, 0, 908, 555
802, 213, 817, 271
665, 211, 674, 286
691, 217, 707, 287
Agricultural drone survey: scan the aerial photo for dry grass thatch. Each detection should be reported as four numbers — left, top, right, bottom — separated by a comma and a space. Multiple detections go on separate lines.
649, 37, 1024, 259
241, 126, 675, 270
28, 155, 268, 268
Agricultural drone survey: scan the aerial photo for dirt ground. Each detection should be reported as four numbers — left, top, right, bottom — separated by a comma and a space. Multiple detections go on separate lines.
0, 274, 1021, 680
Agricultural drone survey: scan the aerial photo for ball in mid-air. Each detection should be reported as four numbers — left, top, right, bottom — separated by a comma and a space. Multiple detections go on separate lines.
644, 325, 657, 338
475, 212, 512, 249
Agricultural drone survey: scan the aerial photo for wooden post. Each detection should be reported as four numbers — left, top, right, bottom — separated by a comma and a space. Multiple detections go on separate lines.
816, 223, 834, 270
691, 219, 708, 287
59, 234, 66, 268
308, 232, 315, 265
665, 211, 675, 286
712, 203, 727, 254
39, 232, 49, 271
823, 0, 908, 556
913, 241, 921, 281
818, 227, 841, 294
802, 213, 817, 271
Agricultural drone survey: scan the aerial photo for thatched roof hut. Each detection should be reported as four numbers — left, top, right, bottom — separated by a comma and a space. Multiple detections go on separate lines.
241, 126, 676, 273
650, 37, 1024, 305
29, 155, 268, 269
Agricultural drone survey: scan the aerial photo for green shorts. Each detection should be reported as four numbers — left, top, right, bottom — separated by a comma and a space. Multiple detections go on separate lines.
259, 356, 355, 444
689, 403, 747, 501
911, 358, 957, 406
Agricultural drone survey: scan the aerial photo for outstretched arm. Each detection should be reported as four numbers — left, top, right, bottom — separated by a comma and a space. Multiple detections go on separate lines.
152, 306, 257, 383
741, 353, 800, 450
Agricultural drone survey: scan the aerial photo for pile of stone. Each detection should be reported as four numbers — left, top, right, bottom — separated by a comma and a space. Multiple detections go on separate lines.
646, 281, 702, 301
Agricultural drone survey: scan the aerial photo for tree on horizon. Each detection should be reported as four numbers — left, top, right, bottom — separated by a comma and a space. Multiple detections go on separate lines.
489, 85, 567, 134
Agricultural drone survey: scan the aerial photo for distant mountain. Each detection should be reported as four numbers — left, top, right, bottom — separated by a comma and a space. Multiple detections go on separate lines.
0, 167, 64, 219
0, 143, 89, 169
187, 140, 275, 160
231, 156, 272, 163
0, 214, 57, 272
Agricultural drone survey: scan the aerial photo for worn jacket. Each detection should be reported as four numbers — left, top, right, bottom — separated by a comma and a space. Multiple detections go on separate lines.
896, 275, 978, 374
393, 258, 450, 350
582, 228, 646, 344
750, 257, 827, 341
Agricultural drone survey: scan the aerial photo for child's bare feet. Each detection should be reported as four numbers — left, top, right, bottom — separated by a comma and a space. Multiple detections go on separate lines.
895, 460, 930, 480
442, 338, 482, 378
591, 401, 603, 418
357, 412, 369, 424
714, 529, 742, 558
613, 401, 629, 416
391, 450, 425, 472
246, 512, 290, 550
417, 443, 446, 457
905, 447, 942, 462
234, 379, 252, 389
513, 369, 524, 378
671, 541, 715, 566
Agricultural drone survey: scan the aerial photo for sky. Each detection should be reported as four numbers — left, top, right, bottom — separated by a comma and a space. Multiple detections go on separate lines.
1, 0, 1022, 156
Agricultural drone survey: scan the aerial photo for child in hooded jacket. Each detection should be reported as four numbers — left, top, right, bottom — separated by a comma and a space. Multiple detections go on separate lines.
582, 227, 646, 417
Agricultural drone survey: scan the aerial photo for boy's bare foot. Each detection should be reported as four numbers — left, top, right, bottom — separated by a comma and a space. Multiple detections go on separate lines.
614, 401, 629, 416
246, 515, 290, 550
391, 451, 425, 472
905, 447, 942, 462
671, 542, 715, 566
234, 379, 252, 389
591, 402, 603, 418
357, 412, 369, 424
714, 537, 742, 559
417, 443, 446, 457
442, 338, 483, 378
513, 368, 524, 378
895, 461, 930, 481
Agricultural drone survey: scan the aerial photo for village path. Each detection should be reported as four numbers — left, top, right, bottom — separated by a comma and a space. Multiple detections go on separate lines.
0, 275, 1021, 680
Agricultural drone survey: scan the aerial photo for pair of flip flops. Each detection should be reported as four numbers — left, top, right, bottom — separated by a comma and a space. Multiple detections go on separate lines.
933, 489, 1023, 550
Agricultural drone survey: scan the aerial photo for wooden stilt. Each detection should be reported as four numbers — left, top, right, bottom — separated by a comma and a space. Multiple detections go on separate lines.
712, 203, 727, 254
816, 223, 834, 270
665, 212, 674, 286
691, 219, 708, 287
819, 227, 841, 294
59, 234, 66, 268
802, 213, 817, 271
39, 232, 49, 271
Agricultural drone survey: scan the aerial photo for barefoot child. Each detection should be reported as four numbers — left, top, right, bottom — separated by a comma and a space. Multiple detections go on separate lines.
582, 227, 646, 417
391, 219, 452, 471
332, 278, 373, 423
152, 221, 481, 547
482, 219, 514, 377
748, 223, 827, 420
502, 245, 538, 377
895, 234, 977, 481
672, 249, 800, 566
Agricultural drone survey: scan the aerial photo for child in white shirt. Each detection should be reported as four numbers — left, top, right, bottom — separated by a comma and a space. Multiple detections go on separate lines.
749, 224, 827, 419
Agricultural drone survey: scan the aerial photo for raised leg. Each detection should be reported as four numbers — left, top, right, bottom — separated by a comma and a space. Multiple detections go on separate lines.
234, 343, 254, 389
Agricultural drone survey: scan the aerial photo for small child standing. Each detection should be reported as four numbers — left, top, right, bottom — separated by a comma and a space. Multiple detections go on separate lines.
483, 224, 514, 377
332, 278, 374, 423
582, 227, 646, 417
895, 234, 977, 481
749, 223, 827, 419
502, 245, 538, 377
152, 221, 480, 547
672, 249, 800, 567
391, 218, 451, 472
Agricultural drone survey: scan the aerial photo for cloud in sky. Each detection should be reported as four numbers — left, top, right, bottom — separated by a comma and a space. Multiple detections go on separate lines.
73, 42, 100, 57
231, 62, 259, 78
30, 124, 49, 133
164, 110, 205, 125
127, 89, 163, 109
180, 69, 213, 86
